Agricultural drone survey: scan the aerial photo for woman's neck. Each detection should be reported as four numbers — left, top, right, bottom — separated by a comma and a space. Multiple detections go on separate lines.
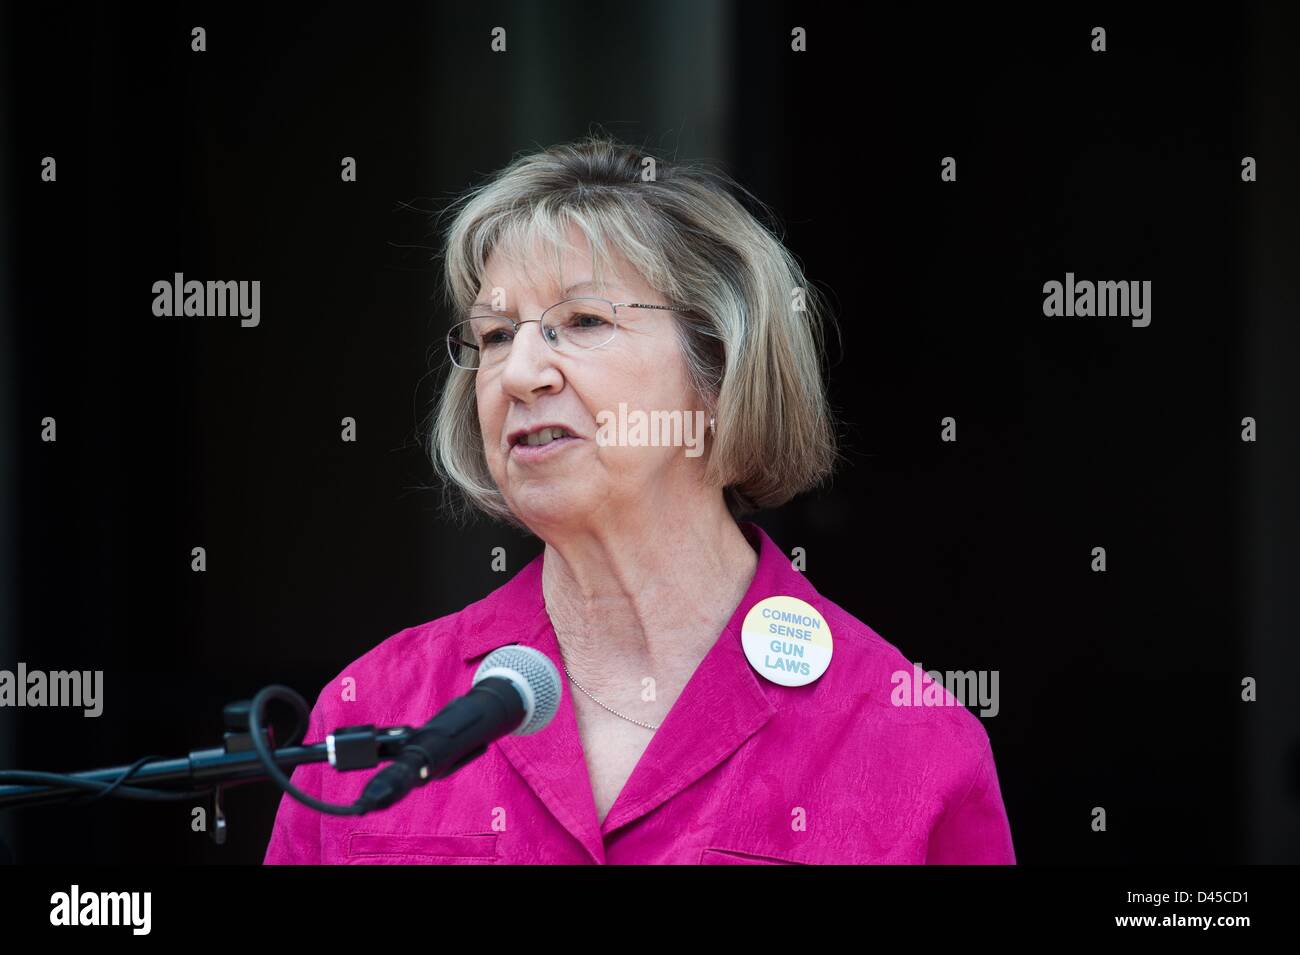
539, 498, 758, 697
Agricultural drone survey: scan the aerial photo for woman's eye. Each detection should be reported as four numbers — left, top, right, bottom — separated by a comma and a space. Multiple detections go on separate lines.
571, 313, 609, 327
481, 330, 512, 346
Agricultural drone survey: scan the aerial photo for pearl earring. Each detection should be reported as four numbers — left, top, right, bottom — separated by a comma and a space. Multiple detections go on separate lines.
708, 415, 716, 435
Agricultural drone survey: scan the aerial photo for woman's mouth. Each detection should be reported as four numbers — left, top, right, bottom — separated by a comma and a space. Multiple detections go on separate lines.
509, 426, 580, 462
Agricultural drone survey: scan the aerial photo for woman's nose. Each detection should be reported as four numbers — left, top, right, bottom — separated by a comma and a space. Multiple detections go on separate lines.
498, 319, 562, 396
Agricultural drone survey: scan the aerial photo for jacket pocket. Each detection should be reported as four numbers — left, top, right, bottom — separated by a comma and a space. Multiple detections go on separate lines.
699, 846, 807, 865
346, 831, 499, 864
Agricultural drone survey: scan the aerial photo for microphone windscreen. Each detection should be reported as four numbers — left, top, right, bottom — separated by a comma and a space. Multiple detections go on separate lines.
472, 644, 561, 735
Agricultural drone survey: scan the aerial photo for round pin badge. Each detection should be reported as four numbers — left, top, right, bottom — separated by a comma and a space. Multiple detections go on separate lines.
741, 595, 833, 687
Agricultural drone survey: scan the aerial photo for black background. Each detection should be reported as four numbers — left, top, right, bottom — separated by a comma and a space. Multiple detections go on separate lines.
2, 1, 1297, 864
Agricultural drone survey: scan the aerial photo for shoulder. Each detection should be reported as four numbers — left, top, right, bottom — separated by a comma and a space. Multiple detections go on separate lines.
793, 589, 993, 790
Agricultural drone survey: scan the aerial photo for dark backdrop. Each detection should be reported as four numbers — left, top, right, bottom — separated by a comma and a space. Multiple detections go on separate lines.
2, 1, 1297, 864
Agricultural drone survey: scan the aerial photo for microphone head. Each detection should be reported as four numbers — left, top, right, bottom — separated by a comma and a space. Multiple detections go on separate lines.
471, 644, 562, 735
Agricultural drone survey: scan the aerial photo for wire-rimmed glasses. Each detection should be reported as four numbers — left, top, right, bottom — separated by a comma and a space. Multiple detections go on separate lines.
446, 297, 687, 371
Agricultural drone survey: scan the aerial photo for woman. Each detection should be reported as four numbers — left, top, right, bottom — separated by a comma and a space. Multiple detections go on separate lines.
263, 136, 1016, 864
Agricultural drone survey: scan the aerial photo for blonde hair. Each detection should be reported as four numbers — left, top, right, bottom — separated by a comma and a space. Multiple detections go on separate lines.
427, 134, 841, 527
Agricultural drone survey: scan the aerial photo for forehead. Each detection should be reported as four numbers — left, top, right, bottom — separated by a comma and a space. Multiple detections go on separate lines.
473, 226, 639, 304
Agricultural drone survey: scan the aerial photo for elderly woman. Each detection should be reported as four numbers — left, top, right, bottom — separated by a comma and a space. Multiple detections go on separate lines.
264, 136, 1015, 864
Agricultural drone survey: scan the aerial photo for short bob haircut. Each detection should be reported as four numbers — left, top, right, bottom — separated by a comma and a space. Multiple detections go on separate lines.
428, 134, 840, 528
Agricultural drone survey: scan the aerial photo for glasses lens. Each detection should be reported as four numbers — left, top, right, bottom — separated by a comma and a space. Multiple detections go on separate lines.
543, 298, 616, 351
449, 316, 515, 369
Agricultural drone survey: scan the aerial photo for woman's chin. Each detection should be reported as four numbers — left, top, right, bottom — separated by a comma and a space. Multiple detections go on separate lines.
505, 492, 587, 531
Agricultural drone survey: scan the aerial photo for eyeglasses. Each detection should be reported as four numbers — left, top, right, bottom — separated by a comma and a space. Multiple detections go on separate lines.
446, 296, 689, 371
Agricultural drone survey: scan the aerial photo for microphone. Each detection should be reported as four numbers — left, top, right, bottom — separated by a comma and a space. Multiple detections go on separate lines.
358, 644, 561, 812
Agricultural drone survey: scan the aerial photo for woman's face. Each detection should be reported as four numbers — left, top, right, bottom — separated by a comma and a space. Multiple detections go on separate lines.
474, 231, 706, 534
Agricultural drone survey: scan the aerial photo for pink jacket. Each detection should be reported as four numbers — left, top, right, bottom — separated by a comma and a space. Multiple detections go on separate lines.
263, 521, 1016, 864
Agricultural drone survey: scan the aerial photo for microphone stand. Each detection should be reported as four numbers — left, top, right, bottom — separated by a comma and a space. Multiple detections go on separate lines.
0, 698, 416, 844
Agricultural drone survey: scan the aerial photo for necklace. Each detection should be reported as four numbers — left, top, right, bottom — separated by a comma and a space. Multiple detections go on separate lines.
560, 658, 660, 731
549, 619, 661, 731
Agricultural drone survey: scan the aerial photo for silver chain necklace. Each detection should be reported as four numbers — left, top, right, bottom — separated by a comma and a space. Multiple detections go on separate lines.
550, 618, 660, 730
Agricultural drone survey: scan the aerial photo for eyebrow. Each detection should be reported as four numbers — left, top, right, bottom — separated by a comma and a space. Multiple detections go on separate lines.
471, 280, 617, 311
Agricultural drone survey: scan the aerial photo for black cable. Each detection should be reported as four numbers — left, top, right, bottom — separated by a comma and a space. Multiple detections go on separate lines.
0, 770, 209, 802
0, 685, 369, 814
247, 684, 367, 816
66, 754, 167, 806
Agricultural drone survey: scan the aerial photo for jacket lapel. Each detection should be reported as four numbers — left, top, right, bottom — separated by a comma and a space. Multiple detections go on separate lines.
599, 522, 789, 836
461, 560, 608, 864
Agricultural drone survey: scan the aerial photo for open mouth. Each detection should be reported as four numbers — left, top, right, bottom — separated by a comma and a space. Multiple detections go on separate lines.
509, 426, 581, 459
512, 426, 576, 448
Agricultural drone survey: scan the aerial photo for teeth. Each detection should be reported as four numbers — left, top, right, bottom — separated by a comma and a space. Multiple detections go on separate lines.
523, 427, 568, 447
